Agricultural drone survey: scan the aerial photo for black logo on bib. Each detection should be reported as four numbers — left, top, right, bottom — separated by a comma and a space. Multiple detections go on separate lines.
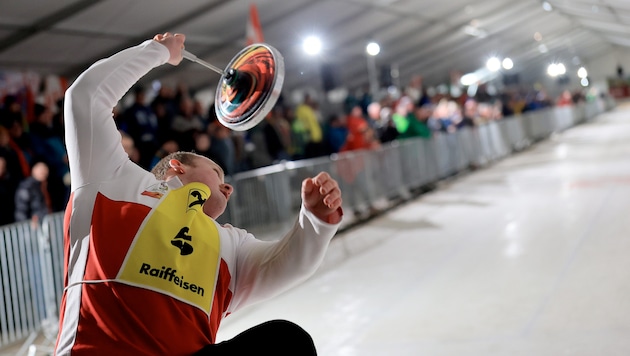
171, 227, 194, 256
188, 190, 206, 209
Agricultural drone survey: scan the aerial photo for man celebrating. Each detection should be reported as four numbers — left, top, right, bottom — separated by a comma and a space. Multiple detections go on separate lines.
56, 32, 342, 355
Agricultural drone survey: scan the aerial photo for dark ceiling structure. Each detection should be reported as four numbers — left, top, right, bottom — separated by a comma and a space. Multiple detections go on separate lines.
1, 0, 629, 98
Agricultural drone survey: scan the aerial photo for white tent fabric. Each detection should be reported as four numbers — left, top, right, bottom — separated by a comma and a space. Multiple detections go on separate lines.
1, 0, 629, 95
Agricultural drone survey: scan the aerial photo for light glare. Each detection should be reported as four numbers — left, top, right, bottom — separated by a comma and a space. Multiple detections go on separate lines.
502, 58, 514, 70
557, 63, 566, 75
577, 67, 588, 78
303, 36, 322, 55
547, 63, 566, 77
486, 57, 501, 72
366, 42, 380, 56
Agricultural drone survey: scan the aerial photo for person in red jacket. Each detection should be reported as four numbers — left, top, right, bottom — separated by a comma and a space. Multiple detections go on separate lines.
340, 105, 380, 152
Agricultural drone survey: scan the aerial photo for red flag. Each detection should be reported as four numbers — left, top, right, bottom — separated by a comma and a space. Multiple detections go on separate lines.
246, 3, 264, 45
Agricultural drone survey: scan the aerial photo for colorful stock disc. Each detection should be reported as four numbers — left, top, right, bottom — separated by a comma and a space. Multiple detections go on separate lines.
215, 43, 284, 131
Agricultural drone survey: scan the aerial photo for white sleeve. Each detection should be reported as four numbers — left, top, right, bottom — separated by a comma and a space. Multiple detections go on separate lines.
64, 40, 169, 189
227, 205, 340, 312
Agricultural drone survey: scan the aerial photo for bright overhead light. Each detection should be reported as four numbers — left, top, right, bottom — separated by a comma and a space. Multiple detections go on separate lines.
303, 36, 322, 55
366, 42, 380, 56
577, 67, 588, 78
486, 57, 501, 72
581, 77, 589, 87
502, 58, 514, 70
542, 1, 553, 11
557, 63, 566, 75
547, 63, 566, 77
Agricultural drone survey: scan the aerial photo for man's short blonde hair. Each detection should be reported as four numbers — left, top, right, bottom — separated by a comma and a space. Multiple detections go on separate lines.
151, 151, 202, 180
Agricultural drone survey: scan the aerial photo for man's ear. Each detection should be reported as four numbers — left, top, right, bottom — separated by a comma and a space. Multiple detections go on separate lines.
169, 159, 185, 174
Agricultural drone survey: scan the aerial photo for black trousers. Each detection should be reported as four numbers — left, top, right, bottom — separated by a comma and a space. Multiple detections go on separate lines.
195, 319, 317, 355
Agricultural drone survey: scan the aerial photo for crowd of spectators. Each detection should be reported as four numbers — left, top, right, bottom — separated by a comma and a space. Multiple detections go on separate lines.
0, 78, 587, 226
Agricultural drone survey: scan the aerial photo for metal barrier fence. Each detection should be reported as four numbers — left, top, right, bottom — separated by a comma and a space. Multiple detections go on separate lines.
0, 98, 613, 352
0, 215, 63, 353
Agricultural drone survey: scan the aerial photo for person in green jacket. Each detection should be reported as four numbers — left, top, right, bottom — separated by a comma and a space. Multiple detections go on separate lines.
392, 96, 432, 139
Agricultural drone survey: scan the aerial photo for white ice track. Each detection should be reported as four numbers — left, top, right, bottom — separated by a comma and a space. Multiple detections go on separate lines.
216, 103, 630, 356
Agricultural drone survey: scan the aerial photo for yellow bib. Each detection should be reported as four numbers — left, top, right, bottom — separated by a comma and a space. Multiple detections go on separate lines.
117, 182, 220, 315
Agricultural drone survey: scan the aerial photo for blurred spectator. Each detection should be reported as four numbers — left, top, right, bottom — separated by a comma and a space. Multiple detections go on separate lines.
323, 113, 348, 154
476, 102, 494, 124
192, 99, 209, 129
263, 107, 292, 163
151, 85, 177, 143
432, 99, 459, 133
365, 101, 380, 128
571, 89, 586, 104
193, 132, 213, 158
191, 132, 233, 171
120, 130, 140, 164
340, 105, 380, 152
120, 86, 160, 169
0, 125, 25, 183
335, 106, 379, 218
171, 96, 205, 151
523, 89, 552, 112
207, 104, 236, 176
290, 107, 309, 159
393, 97, 432, 139
457, 99, 478, 129
247, 123, 273, 168
29, 103, 70, 211
556, 90, 573, 106
295, 93, 326, 158
368, 102, 398, 143
491, 100, 504, 120
14, 161, 52, 225
392, 96, 413, 136
0, 95, 24, 129
0, 157, 17, 225
506, 91, 527, 115
6, 116, 35, 175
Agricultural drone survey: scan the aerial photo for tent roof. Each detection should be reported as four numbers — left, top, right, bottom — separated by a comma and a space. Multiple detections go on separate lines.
1, 0, 629, 95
